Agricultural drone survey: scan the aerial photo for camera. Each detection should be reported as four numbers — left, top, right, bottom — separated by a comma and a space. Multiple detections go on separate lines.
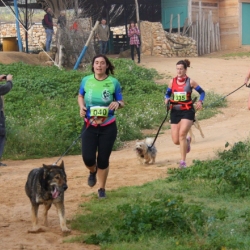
2, 75, 6, 80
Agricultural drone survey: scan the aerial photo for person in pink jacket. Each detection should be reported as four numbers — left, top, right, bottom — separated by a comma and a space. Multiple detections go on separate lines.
128, 21, 140, 63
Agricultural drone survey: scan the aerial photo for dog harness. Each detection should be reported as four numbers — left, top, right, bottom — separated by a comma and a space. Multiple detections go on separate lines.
170, 76, 193, 111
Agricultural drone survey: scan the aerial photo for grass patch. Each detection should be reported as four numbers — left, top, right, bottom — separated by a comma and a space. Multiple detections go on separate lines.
0, 59, 225, 159
68, 139, 250, 249
222, 51, 250, 58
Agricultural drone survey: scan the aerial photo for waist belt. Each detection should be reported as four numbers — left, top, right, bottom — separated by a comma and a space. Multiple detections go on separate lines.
85, 117, 108, 127
170, 100, 193, 111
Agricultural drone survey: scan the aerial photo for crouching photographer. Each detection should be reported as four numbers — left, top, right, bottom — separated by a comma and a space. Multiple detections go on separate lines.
0, 74, 13, 166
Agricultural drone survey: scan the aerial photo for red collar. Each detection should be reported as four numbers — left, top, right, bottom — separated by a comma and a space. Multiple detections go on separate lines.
177, 75, 187, 82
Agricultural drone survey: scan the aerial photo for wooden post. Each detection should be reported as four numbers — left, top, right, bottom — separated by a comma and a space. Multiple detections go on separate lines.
193, 23, 196, 40
202, 12, 205, 55
198, 1, 202, 55
196, 14, 199, 55
177, 14, 180, 35
208, 11, 211, 54
211, 17, 215, 52
182, 18, 188, 35
135, 0, 140, 26
170, 14, 173, 33
204, 17, 207, 54
134, 0, 141, 55
217, 22, 221, 50
74, 0, 79, 17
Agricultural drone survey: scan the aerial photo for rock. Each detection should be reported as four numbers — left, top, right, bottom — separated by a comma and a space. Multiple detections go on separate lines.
119, 49, 131, 58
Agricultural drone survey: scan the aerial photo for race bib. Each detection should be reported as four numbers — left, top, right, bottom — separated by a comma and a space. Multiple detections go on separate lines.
90, 106, 109, 117
174, 92, 187, 102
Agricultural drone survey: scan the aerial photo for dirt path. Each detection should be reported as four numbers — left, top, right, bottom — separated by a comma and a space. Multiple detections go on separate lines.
0, 54, 250, 249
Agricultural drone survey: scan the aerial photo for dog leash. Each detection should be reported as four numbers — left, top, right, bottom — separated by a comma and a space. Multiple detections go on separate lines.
55, 83, 249, 162
203, 83, 247, 110
148, 101, 171, 149
53, 117, 97, 165
149, 82, 247, 148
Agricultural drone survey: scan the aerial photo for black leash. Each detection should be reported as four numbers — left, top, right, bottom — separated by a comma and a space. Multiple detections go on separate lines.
53, 118, 96, 165
222, 83, 247, 99
203, 83, 248, 110
149, 102, 171, 149
54, 84, 250, 162
53, 133, 82, 165
149, 83, 249, 148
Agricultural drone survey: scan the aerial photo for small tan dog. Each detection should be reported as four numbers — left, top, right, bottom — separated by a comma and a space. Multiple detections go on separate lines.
135, 138, 157, 165
188, 116, 205, 143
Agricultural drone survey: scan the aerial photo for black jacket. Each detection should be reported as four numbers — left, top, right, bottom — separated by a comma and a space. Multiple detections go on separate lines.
0, 81, 13, 111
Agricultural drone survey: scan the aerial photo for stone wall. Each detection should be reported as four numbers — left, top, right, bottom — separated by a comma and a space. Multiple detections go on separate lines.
111, 22, 197, 57
1, 21, 197, 57
140, 21, 198, 57
0, 18, 92, 51
0, 22, 52, 51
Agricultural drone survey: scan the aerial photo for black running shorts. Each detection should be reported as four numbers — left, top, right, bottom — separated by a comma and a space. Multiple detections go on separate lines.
170, 109, 195, 124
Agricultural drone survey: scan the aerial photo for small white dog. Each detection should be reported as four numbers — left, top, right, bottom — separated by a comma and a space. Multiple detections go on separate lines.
135, 138, 157, 165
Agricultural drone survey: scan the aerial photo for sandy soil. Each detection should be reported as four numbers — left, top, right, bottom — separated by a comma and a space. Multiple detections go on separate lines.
0, 51, 250, 249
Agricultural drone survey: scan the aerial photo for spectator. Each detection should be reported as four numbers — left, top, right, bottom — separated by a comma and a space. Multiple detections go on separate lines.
57, 10, 66, 29
0, 74, 13, 166
128, 21, 141, 63
96, 18, 110, 55
43, 8, 56, 51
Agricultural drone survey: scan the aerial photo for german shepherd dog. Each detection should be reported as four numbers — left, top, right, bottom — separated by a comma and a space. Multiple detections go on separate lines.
25, 161, 70, 233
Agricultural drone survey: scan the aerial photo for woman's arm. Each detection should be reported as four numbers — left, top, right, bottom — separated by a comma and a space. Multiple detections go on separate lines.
128, 29, 134, 37
248, 93, 250, 110
164, 79, 173, 105
78, 94, 87, 117
135, 28, 140, 36
190, 79, 205, 110
244, 70, 250, 85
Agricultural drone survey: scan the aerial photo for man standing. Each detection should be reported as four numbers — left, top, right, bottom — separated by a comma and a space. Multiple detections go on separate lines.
43, 8, 55, 52
0, 74, 13, 167
97, 18, 110, 55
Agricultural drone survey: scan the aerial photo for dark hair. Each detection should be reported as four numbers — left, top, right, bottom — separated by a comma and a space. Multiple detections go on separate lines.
176, 59, 190, 69
91, 54, 115, 75
129, 21, 137, 29
101, 18, 107, 21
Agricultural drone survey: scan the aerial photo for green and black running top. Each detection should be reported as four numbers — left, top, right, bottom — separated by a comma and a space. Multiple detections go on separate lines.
79, 74, 123, 126
170, 76, 193, 110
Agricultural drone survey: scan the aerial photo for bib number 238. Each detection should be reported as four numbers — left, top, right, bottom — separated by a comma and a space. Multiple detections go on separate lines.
174, 92, 187, 101
90, 106, 109, 117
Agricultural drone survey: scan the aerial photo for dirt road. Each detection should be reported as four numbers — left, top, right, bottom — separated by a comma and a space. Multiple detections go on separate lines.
0, 53, 250, 249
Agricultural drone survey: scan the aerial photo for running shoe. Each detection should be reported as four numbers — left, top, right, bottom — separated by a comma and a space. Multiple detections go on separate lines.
187, 136, 191, 153
98, 188, 106, 199
179, 160, 187, 169
88, 169, 97, 187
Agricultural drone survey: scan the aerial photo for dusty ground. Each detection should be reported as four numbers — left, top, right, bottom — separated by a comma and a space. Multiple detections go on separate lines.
0, 51, 250, 249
